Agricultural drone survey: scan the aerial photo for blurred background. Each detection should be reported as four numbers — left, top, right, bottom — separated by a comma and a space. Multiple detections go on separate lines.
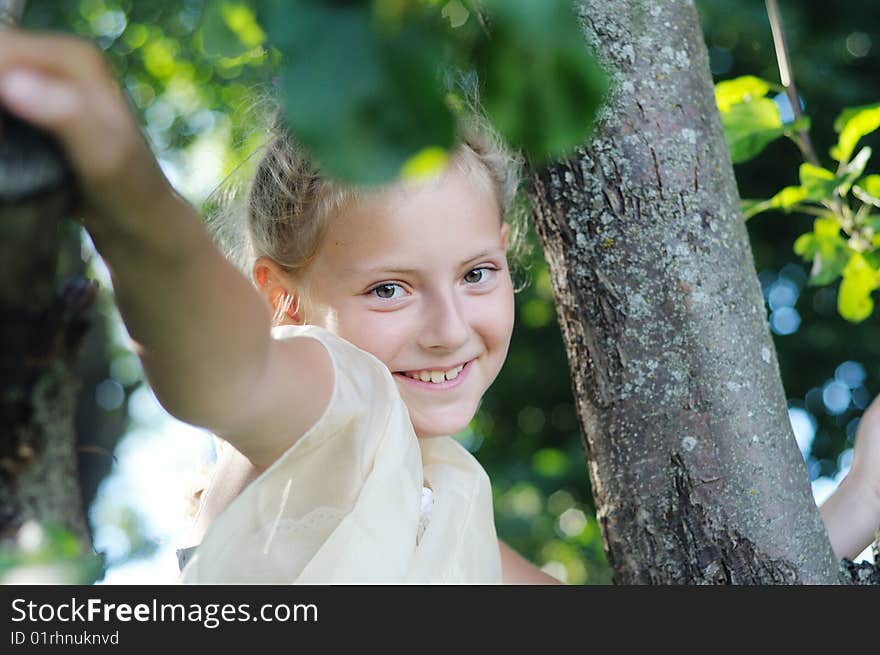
12, 0, 880, 584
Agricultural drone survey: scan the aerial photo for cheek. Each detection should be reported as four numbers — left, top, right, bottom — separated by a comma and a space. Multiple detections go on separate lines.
470, 288, 515, 350
491, 284, 516, 339
333, 305, 412, 366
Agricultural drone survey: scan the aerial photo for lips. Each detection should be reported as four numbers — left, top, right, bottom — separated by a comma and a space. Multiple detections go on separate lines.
393, 359, 474, 390
400, 362, 466, 383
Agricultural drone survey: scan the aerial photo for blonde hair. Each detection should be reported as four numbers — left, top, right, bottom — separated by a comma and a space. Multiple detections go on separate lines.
205, 99, 532, 325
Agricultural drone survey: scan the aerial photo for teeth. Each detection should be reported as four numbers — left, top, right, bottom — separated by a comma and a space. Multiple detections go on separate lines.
445, 365, 463, 381
404, 363, 466, 384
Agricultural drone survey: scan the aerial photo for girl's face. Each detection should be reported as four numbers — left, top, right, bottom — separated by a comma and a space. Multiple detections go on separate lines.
304, 164, 515, 438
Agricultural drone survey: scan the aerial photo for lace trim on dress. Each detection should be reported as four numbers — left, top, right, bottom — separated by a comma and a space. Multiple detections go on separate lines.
179, 487, 436, 572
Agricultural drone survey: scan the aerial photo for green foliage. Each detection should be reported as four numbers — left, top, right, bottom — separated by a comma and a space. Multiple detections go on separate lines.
715, 75, 793, 163
717, 76, 880, 323
236, 0, 607, 184
200, 1, 265, 59
472, 0, 608, 163
799, 162, 837, 199
853, 174, 880, 207
715, 75, 770, 111
792, 216, 849, 286
0, 522, 105, 584
722, 97, 785, 163
838, 252, 879, 322
831, 103, 880, 164
257, 0, 456, 184
23, 0, 610, 585
478, 256, 611, 584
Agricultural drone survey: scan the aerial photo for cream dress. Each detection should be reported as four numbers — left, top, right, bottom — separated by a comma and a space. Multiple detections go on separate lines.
177, 324, 502, 584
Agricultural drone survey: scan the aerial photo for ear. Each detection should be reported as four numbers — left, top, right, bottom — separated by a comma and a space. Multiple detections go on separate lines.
500, 222, 510, 253
253, 257, 302, 324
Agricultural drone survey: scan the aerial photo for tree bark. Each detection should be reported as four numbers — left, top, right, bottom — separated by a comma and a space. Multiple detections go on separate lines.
0, 104, 93, 551
0, 0, 26, 26
527, 0, 843, 583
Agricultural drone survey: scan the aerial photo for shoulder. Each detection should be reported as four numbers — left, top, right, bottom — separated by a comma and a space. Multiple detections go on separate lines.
213, 324, 336, 468
272, 324, 382, 372
271, 323, 399, 399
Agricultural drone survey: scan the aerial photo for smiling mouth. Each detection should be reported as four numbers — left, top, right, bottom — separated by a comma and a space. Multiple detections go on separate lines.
400, 362, 466, 383
393, 360, 474, 387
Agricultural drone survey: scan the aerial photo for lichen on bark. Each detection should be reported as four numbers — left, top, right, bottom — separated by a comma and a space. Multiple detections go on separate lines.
527, 0, 843, 583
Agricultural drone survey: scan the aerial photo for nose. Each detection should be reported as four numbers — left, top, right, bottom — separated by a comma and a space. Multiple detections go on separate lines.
417, 289, 470, 353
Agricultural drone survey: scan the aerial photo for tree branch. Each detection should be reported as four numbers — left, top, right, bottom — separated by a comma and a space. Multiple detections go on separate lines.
765, 0, 820, 167
0, 0, 26, 27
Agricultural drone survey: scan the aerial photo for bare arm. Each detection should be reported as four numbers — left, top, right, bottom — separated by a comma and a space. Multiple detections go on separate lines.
819, 475, 880, 560
100, 193, 332, 467
498, 539, 564, 585
819, 396, 880, 559
0, 31, 332, 468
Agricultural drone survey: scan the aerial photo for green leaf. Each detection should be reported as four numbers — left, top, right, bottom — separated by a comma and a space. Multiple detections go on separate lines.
834, 102, 880, 131
714, 75, 772, 113
798, 163, 836, 200
721, 98, 784, 163
400, 146, 449, 181
830, 102, 880, 163
259, 0, 456, 184
201, 0, 265, 59
793, 216, 850, 286
838, 252, 879, 322
474, 0, 608, 163
793, 232, 816, 257
768, 184, 808, 209
857, 174, 880, 197
742, 178, 822, 219
812, 247, 850, 286
814, 215, 841, 239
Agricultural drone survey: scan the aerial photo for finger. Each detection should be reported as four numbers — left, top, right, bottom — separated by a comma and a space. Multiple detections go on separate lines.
0, 29, 110, 87
0, 69, 82, 129
0, 67, 105, 165
0, 29, 119, 145
0, 29, 171, 217
0, 65, 141, 194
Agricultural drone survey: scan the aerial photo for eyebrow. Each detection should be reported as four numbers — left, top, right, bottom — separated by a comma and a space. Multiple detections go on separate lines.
349, 248, 505, 276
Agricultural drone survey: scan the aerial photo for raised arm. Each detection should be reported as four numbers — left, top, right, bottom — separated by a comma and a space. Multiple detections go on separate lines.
0, 31, 332, 468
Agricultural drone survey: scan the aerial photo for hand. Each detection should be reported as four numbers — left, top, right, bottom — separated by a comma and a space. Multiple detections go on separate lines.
0, 29, 174, 232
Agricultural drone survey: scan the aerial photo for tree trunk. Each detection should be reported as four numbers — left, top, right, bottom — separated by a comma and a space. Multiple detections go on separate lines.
0, 104, 93, 552
527, 0, 843, 583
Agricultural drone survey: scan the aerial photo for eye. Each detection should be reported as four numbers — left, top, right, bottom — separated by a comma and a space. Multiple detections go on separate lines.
370, 283, 404, 300
464, 267, 496, 284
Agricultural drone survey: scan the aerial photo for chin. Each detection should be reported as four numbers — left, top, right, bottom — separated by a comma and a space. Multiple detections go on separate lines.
411, 411, 474, 440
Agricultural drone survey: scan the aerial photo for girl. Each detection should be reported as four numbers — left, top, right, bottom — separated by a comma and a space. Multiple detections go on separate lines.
0, 30, 877, 584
